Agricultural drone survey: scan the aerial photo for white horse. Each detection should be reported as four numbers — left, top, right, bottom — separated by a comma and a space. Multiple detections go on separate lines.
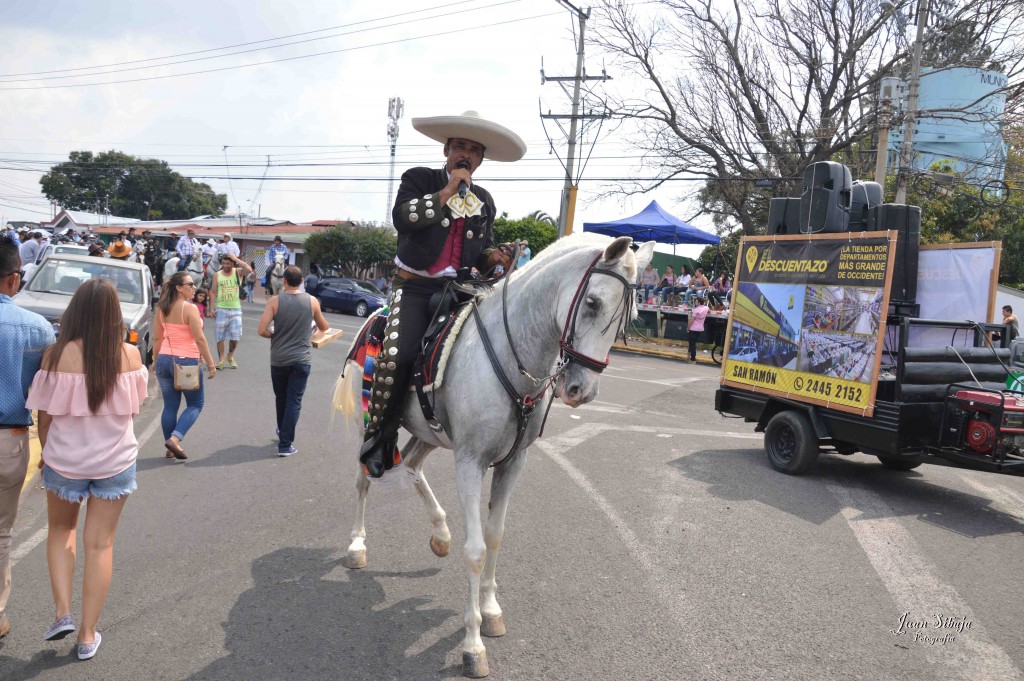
335, 234, 655, 678
269, 255, 286, 296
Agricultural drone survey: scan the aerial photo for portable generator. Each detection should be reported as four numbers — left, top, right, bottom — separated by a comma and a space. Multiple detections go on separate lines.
941, 385, 1024, 460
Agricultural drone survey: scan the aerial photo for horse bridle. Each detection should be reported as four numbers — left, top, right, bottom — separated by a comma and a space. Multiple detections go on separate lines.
471, 250, 636, 466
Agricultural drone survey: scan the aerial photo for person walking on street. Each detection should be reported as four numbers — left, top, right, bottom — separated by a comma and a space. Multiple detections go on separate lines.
258, 266, 330, 456
246, 261, 257, 303
25, 279, 147, 660
0, 235, 56, 640
209, 253, 253, 369
687, 296, 710, 362
152, 272, 218, 460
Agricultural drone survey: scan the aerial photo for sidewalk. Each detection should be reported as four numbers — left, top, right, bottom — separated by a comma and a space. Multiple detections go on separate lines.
613, 334, 719, 365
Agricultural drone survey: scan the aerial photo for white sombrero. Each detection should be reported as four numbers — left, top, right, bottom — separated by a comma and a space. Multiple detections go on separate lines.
411, 110, 527, 162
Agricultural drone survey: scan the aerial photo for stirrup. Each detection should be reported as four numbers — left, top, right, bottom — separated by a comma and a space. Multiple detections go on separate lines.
359, 430, 401, 478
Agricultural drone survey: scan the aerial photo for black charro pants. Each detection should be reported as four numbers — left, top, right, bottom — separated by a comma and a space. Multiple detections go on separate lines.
363, 273, 448, 445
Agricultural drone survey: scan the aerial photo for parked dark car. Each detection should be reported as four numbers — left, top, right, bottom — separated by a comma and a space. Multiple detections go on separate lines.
311, 277, 386, 317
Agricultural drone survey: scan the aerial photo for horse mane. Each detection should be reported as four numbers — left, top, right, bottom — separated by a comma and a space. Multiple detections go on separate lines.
517, 232, 638, 281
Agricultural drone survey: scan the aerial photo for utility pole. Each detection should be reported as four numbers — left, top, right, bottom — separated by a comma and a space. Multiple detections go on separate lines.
874, 77, 905, 186
874, 99, 891, 186
541, 1, 610, 238
385, 97, 404, 227
893, 0, 930, 204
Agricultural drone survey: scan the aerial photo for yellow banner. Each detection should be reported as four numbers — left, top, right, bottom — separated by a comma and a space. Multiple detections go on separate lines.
723, 359, 871, 411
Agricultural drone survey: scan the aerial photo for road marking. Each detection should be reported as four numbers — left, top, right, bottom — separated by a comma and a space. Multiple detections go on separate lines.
533, 424, 720, 670
545, 412, 762, 441
960, 475, 1024, 527
601, 373, 709, 387
12, 411, 166, 566
136, 411, 163, 450
10, 527, 48, 564
827, 474, 1024, 681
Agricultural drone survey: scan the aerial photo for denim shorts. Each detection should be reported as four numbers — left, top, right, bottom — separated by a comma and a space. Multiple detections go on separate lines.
42, 462, 137, 504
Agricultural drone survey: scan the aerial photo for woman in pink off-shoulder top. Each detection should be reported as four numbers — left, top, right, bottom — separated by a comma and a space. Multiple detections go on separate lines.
26, 279, 148, 661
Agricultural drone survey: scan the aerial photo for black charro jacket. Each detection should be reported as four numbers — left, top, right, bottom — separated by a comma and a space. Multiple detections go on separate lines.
392, 166, 497, 272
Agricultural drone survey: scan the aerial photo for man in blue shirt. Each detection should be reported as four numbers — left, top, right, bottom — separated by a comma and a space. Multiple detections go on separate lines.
265, 235, 290, 267
176, 228, 197, 272
0, 235, 55, 639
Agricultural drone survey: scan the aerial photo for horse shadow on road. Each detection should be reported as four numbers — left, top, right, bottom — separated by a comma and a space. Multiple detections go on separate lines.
185, 546, 463, 681
671, 449, 1024, 538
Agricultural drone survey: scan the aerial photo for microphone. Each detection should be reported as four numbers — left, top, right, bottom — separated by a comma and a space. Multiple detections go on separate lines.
456, 160, 471, 198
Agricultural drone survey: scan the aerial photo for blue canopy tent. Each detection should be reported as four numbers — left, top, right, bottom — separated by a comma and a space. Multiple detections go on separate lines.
582, 200, 720, 246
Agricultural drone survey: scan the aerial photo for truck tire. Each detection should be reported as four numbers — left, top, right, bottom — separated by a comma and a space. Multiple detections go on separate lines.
764, 411, 819, 475
876, 456, 922, 471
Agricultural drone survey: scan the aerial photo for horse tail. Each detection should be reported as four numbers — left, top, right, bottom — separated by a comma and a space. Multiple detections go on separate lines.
330, 360, 364, 430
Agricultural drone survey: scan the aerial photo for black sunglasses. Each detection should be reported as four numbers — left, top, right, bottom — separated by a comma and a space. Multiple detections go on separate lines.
1, 269, 24, 278
180, 281, 197, 288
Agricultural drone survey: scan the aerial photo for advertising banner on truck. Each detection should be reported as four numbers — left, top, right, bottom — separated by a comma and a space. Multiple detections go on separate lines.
721, 232, 897, 416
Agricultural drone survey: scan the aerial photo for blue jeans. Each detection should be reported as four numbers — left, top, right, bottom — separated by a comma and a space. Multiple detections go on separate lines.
155, 354, 205, 442
641, 284, 657, 301
271, 363, 311, 450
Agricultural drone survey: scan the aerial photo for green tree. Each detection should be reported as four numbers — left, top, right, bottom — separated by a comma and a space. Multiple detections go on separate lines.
493, 213, 558, 254
304, 224, 396, 279
40, 150, 227, 220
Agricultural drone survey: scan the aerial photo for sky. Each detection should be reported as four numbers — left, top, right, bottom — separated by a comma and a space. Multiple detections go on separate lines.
0, 0, 712, 257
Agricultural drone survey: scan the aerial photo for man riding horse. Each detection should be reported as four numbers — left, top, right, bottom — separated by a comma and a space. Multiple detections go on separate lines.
358, 110, 525, 478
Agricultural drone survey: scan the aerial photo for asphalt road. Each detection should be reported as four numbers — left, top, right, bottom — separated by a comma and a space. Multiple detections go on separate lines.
2, 302, 1023, 680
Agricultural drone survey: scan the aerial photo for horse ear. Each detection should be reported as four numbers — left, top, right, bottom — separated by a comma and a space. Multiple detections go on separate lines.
601, 236, 633, 266
633, 241, 656, 273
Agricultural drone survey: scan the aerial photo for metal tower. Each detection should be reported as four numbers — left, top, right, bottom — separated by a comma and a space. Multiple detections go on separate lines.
385, 97, 404, 226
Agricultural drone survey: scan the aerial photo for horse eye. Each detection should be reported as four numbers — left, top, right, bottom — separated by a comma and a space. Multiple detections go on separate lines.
585, 296, 599, 310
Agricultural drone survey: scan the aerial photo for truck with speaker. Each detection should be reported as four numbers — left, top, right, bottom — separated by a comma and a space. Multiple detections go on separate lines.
717, 162, 1017, 478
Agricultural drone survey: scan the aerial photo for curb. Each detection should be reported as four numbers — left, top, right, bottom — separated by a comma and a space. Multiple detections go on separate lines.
612, 343, 719, 366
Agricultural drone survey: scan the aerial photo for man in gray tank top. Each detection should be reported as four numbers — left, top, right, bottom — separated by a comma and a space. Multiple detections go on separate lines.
258, 265, 330, 456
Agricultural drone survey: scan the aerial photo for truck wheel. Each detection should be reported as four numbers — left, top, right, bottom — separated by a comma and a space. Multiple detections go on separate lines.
764, 411, 819, 475
876, 457, 922, 471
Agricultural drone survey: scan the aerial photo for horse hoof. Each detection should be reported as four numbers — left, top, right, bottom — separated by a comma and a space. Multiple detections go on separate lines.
481, 613, 505, 638
343, 549, 367, 569
430, 536, 450, 558
462, 650, 489, 678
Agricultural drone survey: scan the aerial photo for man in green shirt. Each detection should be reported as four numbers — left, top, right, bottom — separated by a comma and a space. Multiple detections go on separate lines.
209, 253, 253, 369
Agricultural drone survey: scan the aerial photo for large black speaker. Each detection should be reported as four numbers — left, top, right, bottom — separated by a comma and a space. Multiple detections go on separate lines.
767, 197, 802, 235
799, 161, 852, 233
867, 203, 921, 305
850, 181, 883, 231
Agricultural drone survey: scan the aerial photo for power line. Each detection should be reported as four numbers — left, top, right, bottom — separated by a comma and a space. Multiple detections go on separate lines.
0, 0, 524, 84
0, 0, 500, 79
0, 12, 561, 91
